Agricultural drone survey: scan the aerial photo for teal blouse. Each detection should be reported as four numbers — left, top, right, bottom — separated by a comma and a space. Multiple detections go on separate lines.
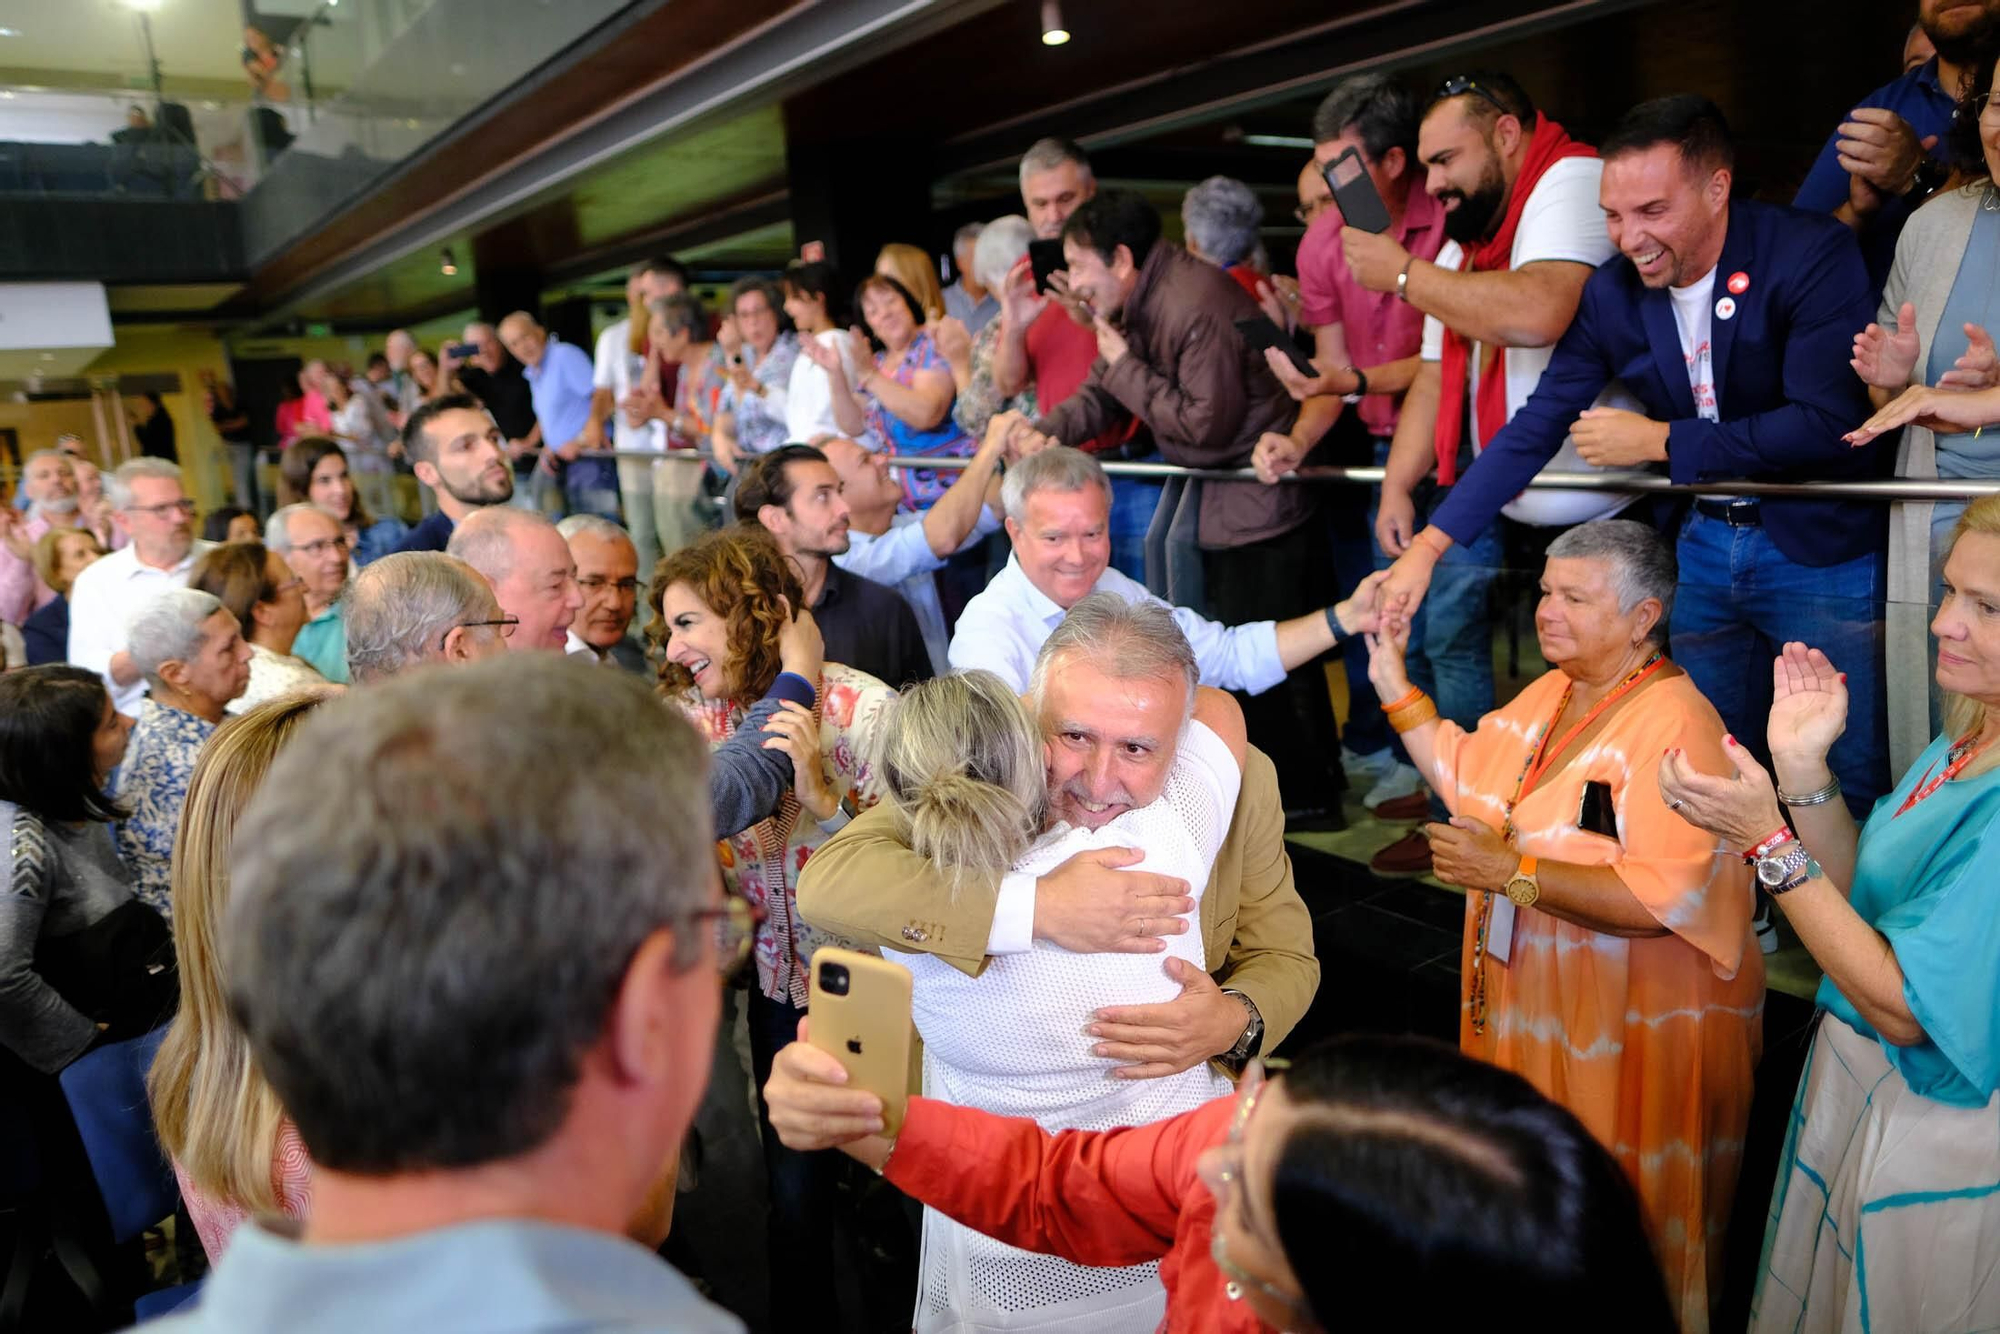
1824, 730, 2000, 1106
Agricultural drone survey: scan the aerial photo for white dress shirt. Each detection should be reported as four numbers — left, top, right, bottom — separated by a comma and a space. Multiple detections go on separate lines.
226, 642, 328, 715
837, 508, 1001, 675
946, 553, 1286, 696
591, 318, 666, 454
67, 541, 212, 713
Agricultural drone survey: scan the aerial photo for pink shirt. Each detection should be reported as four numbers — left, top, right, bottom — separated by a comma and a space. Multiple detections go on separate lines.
1295, 183, 1446, 438
174, 1119, 314, 1263
0, 513, 57, 626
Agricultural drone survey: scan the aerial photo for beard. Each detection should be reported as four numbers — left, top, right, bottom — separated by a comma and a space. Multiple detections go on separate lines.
33, 494, 79, 516
1438, 156, 1510, 244
441, 467, 514, 507
1926, 0, 2000, 63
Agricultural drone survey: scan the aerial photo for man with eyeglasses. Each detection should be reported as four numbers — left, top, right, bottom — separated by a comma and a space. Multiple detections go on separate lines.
447, 506, 583, 654
67, 458, 211, 712
343, 552, 515, 684
556, 514, 647, 674
268, 503, 355, 684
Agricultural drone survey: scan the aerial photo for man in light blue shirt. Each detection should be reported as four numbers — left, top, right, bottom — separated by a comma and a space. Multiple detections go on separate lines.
823, 426, 1007, 674
501, 311, 620, 523
949, 446, 1374, 693
150, 656, 742, 1334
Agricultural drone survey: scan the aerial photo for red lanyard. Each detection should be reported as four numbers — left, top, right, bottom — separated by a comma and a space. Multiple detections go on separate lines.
1895, 730, 1991, 816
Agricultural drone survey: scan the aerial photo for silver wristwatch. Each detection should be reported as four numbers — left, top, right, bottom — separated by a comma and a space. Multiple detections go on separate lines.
1219, 989, 1264, 1072
1754, 844, 1816, 896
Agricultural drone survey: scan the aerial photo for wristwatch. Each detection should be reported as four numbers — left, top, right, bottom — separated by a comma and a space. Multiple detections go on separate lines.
1755, 843, 1818, 896
816, 793, 860, 834
1219, 989, 1265, 1072
1504, 854, 1540, 907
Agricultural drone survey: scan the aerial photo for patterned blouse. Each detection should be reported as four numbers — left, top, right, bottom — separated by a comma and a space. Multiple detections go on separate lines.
720, 332, 801, 458
175, 1118, 314, 1263
678, 663, 897, 1007
114, 699, 216, 921
952, 316, 1038, 441
863, 331, 976, 511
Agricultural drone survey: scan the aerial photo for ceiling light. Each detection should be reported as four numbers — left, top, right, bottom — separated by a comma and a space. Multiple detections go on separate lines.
1040, 0, 1068, 45
439, 248, 458, 277
119, 0, 163, 11
1242, 134, 1314, 150
38, 352, 54, 361
0, 28, 21, 37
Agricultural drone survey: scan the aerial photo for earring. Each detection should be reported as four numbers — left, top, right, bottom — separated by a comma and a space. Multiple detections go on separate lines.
1225, 1281, 1244, 1303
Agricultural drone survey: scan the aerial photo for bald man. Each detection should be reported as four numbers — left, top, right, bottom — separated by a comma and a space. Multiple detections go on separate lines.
498, 312, 618, 524
446, 506, 583, 652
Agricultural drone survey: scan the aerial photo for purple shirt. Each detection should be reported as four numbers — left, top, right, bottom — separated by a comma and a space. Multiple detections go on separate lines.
1295, 184, 1446, 438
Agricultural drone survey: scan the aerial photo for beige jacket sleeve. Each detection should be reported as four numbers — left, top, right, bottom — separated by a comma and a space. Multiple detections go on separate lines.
1204, 748, 1319, 1051
794, 804, 995, 976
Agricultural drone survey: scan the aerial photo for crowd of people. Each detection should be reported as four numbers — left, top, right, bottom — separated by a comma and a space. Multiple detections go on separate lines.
5, 8, 2000, 1330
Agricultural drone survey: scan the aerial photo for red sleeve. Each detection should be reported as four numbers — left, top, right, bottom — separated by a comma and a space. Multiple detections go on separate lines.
883, 1094, 1234, 1269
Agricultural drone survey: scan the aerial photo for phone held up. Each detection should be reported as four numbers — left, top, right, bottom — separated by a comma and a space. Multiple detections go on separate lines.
1234, 316, 1317, 380
1027, 238, 1067, 296
806, 947, 914, 1137
444, 341, 479, 360
1322, 147, 1391, 234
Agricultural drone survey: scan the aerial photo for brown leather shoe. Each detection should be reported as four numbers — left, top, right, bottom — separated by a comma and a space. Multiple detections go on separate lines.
1371, 791, 1431, 823
1369, 829, 1433, 877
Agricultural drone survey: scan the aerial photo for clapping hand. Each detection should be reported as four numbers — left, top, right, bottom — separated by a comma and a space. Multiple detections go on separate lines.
1767, 642, 1848, 772
1835, 108, 1936, 214
1938, 323, 2000, 391
1852, 301, 1921, 389
800, 334, 848, 381
1657, 736, 1785, 853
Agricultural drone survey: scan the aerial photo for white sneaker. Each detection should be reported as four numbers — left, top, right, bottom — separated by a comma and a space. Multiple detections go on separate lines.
1363, 761, 1425, 810
1754, 902, 1779, 955
1341, 745, 1393, 786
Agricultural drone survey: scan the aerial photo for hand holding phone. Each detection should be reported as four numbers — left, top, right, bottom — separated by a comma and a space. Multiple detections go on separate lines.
1323, 147, 1391, 234
1235, 316, 1316, 380
1028, 239, 1067, 296
807, 948, 914, 1136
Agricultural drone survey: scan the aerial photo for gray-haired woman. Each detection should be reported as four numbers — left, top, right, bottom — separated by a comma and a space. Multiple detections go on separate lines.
1182, 175, 1293, 330
949, 215, 1043, 439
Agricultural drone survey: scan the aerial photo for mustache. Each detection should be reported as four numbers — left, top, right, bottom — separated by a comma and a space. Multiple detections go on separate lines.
1058, 775, 1135, 809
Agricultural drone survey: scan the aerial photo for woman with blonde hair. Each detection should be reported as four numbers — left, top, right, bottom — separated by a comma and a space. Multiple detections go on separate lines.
876, 242, 946, 322
147, 689, 338, 1261
1661, 491, 2000, 1332
875, 597, 1247, 1333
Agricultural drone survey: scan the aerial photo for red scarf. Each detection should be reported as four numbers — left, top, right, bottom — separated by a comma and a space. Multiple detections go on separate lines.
1432, 115, 1597, 484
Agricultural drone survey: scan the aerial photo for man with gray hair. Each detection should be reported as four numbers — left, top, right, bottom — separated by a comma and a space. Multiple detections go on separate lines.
0, 448, 87, 624
268, 503, 353, 684
342, 551, 511, 684
67, 458, 211, 712
941, 221, 997, 334
803, 590, 1321, 1083
147, 656, 743, 1332
557, 514, 646, 673
447, 506, 582, 653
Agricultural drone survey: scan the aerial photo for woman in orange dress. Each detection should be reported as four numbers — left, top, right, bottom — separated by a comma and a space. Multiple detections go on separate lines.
1363, 519, 1764, 1334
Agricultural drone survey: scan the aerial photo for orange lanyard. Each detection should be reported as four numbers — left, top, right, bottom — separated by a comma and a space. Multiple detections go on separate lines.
1505, 652, 1665, 834
1896, 730, 1990, 816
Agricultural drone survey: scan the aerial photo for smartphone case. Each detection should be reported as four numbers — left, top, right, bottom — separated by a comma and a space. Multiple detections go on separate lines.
807, 947, 915, 1137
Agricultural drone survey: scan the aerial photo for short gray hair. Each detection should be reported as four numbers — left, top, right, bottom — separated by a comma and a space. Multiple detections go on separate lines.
447, 505, 555, 586
1181, 176, 1264, 268
106, 458, 183, 512
1310, 72, 1419, 160
264, 502, 337, 553
127, 588, 226, 687
24, 448, 71, 471
952, 221, 985, 252
1001, 445, 1112, 526
1018, 137, 1092, 191
1028, 592, 1197, 717
972, 215, 1035, 294
342, 552, 498, 684
1544, 519, 1678, 627
222, 654, 715, 1172
556, 514, 634, 550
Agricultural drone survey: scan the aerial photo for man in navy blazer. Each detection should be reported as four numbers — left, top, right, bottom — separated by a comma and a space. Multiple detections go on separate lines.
1381, 94, 1890, 813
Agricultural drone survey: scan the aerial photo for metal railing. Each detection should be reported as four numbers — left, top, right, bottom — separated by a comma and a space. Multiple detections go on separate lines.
589, 450, 2000, 503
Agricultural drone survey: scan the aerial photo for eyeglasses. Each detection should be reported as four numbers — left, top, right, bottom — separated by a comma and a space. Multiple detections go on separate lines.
578, 576, 640, 594
1433, 75, 1515, 119
682, 896, 761, 972
1292, 197, 1333, 225
441, 614, 519, 649
292, 535, 350, 558
1197, 1058, 1308, 1317
125, 498, 197, 519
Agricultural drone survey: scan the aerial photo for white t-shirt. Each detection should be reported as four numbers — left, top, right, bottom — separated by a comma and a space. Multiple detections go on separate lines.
1668, 270, 1720, 422
1421, 155, 1641, 527
786, 329, 867, 444
591, 319, 666, 454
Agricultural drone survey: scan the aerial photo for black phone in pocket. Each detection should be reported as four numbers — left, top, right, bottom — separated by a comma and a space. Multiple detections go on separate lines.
1028, 239, 1067, 295
1577, 780, 1618, 839
1322, 147, 1391, 234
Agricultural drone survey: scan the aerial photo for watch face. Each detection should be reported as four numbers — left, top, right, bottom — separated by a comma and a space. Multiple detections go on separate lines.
1756, 853, 1799, 887
1505, 877, 1537, 906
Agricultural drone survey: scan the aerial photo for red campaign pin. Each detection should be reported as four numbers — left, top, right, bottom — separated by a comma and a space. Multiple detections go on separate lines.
1726, 271, 1750, 295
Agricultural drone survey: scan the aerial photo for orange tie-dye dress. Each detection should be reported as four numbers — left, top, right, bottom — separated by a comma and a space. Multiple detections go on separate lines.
1429, 668, 1765, 1334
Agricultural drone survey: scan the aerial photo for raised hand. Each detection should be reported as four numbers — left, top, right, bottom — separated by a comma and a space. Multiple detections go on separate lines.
1767, 642, 1848, 773
761, 701, 838, 821
1939, 323, 2000, 391
1851, 301, 1921, 389
1657, 735, 1786, 852
1362, 610, 1413, 703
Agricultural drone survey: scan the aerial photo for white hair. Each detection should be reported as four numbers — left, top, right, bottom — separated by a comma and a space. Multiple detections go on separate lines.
343, 552, 498, 684
1001, 445, 1112, 526
1018, 138, 1092, 192
1027, 592, 1197, 717
1181, 176, 1264, 268
127, 588, 225, 687
556, 514, 634, 549
106, 458, 183, 512
265, 502, 338, 553
448, 505, 556, 585
972, 215, 1036, 294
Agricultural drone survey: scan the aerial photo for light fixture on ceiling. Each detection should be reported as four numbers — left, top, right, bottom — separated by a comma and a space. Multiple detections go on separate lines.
1040, 0, 1068, 45
1241, 134, 1315, 150
439, 248, 458, 277
0, 27, 21, 37
118, 0, 163, 12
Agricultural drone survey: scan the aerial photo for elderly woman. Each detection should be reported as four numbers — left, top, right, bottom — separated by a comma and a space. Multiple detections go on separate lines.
114, 588, 252, 918
782, 260, 865, 444
646, 523, 896, 1329
766, 1031, 1676, 1334
0, 665, 175, 1074
646, 293, 727, 557
1364, 519, 1763, 1332
149, 691, 332, 1260
947, 215, 1041, 440
1659, 492, 2000, 1333
811, 273, 976, 512
1850, 48, 2000, 766
1182, 175, 1291, 331
24, 527, 103, 665
711, 276, 801, 473
280, 437, 407, 567
876, 242, 947, 322
878, 604, 1243, 1332
189, 541, 325, 713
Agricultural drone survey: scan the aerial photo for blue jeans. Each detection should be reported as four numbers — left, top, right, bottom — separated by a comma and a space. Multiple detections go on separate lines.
1670, 511, 1888, 817
1108, 455, 1165, 582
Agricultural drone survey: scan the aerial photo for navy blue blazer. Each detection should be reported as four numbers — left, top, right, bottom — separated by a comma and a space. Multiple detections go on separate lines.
1430, 199, 1885, 568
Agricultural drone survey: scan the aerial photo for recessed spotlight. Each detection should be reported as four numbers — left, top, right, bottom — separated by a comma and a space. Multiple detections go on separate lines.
439, 248, 458, 277
38, 352, 55, 361
1040, 0, 1068, 44
0, 27, 22, 38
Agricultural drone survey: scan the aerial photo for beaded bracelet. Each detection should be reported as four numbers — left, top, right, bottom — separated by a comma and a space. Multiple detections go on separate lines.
1776, 777, 1841, 808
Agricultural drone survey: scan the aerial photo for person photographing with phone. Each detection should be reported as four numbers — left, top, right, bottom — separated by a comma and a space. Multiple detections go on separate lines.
1358, 518, 1762, 1332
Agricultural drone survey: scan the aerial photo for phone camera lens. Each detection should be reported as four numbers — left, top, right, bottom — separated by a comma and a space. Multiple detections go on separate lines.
819, 962, 850, 996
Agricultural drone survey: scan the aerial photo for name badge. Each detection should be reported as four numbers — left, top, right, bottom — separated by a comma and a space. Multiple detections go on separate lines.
1487, 896, 1517, 965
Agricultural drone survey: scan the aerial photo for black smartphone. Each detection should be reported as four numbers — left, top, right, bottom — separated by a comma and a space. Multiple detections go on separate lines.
445, 341, 478, 359
1577, 780, 1619, 840
1234, 316, 1316, 380
1028, 239, 1067, 295
1322, 147, 1391, 234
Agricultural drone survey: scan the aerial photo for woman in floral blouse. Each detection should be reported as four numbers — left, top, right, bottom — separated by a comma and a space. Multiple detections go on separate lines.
646, 523, 897, 1316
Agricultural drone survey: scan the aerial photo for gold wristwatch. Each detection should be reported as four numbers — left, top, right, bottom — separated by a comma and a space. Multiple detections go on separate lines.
1503, 854, 1540, 907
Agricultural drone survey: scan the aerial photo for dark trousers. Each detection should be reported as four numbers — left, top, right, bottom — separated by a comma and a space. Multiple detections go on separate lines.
1201, 515, 1344, 810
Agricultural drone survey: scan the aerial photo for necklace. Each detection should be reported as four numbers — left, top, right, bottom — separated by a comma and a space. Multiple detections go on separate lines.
1469, 650, 1665, 1036
1895, 728, 1995, 815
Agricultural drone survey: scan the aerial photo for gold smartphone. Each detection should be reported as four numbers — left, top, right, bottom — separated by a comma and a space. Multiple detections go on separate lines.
806, 947, 914, 1138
